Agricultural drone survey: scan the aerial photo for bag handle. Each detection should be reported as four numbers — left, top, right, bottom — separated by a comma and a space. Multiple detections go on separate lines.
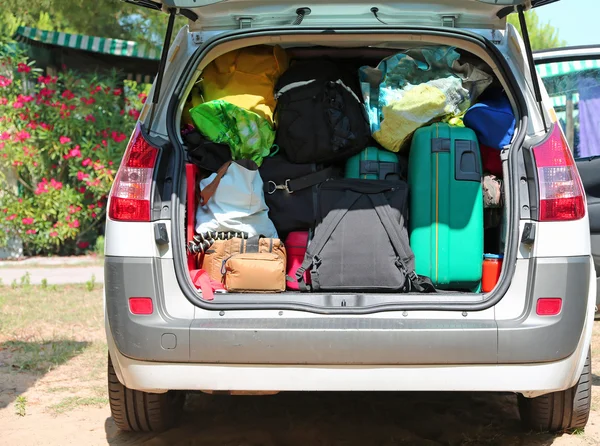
200, 160, 232, 206
296, 191, 362, 291
367, 193, 435, 293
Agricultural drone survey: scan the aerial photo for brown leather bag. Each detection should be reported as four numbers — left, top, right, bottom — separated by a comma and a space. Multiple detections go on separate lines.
224, 252, 286, 292
199, 235, 286, 283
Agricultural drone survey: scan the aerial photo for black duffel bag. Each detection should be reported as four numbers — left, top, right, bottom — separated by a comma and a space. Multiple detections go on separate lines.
296, 179, 435, 293
184, 130, 232, 173
259, 154, 342, 234
274, 60, 370, 164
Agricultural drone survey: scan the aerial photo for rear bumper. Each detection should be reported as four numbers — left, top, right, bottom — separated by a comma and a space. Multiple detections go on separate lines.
106, 321, 591, 397
105, 255, 592, 365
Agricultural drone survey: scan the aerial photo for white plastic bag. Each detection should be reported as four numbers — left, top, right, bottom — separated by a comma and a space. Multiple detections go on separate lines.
195, 160, 278, 238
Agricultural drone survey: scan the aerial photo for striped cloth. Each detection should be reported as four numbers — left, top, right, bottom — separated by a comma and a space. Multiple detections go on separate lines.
14, 26, 161, 61
536, 59, 600, 79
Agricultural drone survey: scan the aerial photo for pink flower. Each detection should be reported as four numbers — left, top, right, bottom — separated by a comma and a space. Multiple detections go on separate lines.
35, 180, 49, 195
85, 114, 95, 122
88, 204, 96, 209
39, 88, 55, 98
68, 146, 81, 158
0, 75, 13, 88
49, 231, 58, 237
17, 94, 33, 103
12, 101, 24, 109
77, 241, 90, 249
82, 158, 92, 167
80, 97, 95, 105
68, 219, 80, 228
111, 131, 127, 143
21, 217, 34, 225
113, 88, 123, 96
6, 214, 17, 221
0, 132, 10, 140
128, 109, 141, 120
50, 179, 62, 190
119, 109, 125, 116
13, 130, 31, 142
101, 140, 107, 147
78, 186, 86, 193
27, 121, 38, 130
40, 122, 52, 131
0, 97, 8, 105
91, 212, 97, 218
26, 229, 36, 234
17, 63, 31, 73
59, 136, 71, 145
61, 90, 75, 100
12, 161, 23, 167
76, 171, 89, 181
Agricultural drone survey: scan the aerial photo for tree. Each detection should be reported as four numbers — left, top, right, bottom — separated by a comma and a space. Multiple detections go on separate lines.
0, 0, 185, 48
507, 10, 566, 51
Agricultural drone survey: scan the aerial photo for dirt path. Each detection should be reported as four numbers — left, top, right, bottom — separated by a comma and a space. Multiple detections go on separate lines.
1, 285, 600, 445
2, 388, 600, 445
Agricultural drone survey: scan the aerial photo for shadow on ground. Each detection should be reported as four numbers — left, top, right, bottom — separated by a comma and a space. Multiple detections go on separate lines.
0, 340, 90, 409
105, 391, 564, 445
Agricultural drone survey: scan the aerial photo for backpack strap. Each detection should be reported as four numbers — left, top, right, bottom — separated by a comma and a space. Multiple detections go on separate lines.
368, 193, 436, 293
200, 160, 232, 205
267, 167, 334, 195
244, 235, 263, 253
296, 191, 362, 291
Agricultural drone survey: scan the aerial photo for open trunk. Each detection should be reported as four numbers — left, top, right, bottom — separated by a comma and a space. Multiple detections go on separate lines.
167, 29, 524, 311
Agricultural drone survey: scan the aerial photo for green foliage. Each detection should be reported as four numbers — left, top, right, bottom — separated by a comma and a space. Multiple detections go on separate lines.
94, 235, 104, 257
0, 46, 147, 255
507, 11, 567, 51
85, 274, 95, 292
15, 395, 27, 417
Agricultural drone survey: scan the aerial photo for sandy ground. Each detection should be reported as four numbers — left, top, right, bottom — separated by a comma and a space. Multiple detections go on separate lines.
1, 286, 600, 445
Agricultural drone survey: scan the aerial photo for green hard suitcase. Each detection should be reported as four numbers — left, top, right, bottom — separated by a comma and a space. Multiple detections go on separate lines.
345, 146, 404, 180
408, 123, 483, 290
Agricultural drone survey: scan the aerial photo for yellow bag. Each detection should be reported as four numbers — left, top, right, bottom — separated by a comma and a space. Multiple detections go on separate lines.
200, 45, 289, 125
182, 85, 203, 127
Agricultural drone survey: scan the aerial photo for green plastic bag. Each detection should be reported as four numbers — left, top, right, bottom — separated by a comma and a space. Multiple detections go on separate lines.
190, 100, 275, 167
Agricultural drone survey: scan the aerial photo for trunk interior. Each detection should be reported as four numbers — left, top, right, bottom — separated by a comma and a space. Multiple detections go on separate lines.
174, 35, 516, 309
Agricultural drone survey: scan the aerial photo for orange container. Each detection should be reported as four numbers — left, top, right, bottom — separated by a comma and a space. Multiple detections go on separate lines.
482, 254, 503, 293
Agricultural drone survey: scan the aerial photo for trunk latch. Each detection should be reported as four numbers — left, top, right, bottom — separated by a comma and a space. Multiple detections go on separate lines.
441, 15, 457, 28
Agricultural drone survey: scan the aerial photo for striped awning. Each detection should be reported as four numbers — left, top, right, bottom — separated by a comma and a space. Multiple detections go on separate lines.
536, 59, 600, 79
548, 93, 580, 109
14, 26, 161, 61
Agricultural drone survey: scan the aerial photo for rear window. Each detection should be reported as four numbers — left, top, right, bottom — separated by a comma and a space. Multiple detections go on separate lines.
538, 57, 600, 160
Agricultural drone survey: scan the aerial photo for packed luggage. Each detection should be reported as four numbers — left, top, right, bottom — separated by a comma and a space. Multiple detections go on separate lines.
182, 43, 515, 297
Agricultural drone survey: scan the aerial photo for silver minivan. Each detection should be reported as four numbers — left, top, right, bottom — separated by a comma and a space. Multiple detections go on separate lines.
105, 0, 595, 433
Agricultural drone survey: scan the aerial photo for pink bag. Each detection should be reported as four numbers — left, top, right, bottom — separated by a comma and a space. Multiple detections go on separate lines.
285, 231, 311, 290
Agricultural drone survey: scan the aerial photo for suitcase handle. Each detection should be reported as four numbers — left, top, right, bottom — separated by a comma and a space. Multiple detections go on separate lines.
454, 140, 481, 182
359, 160, 399, 180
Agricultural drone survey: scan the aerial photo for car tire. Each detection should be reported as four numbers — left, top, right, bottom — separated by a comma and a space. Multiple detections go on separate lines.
107, 355, 185, 432
518, 348, 591, 433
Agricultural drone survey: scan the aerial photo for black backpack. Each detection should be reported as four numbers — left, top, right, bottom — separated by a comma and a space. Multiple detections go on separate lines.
274, 60, 370, 164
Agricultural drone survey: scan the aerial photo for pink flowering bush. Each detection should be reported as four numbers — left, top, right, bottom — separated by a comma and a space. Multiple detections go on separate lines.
0, 47, 148, 255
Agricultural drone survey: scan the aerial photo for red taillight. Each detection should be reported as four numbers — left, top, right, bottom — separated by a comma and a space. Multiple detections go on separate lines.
536, 298, 562, 316
129, 297, 153, 315
532, 125, 585, 222
108, 125, 159, 222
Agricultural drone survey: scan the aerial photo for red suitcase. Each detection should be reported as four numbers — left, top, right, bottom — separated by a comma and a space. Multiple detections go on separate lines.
285, 231, 311, 290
